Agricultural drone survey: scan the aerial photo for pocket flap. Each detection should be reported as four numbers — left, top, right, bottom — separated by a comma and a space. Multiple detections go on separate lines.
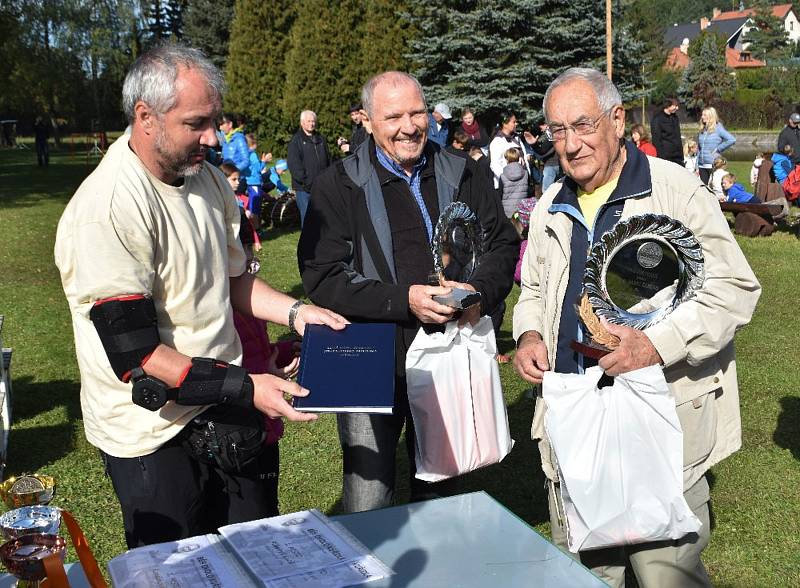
665, 357, 723, 406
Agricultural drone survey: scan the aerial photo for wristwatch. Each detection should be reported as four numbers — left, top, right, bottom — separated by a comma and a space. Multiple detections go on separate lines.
288, 300, 306, 335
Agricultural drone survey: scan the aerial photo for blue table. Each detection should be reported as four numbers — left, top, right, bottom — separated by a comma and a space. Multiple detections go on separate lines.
1, 492, 605, 586
333, 491, 606, 587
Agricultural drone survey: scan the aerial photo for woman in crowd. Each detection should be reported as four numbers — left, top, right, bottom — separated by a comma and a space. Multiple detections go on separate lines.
697, 106, 736, 185
489, 113, 532, 189
631, 124, 657, 157
459, 108, 490, 149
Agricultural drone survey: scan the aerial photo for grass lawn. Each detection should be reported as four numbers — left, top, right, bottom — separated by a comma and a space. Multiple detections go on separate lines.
0, 147, 798, 585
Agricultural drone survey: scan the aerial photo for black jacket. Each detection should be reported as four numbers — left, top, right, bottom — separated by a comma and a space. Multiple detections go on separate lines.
777, 125, 800, 165
298, 137, 518, 373
287, 129, 331, 192
650, 110, 683, 163
350, 124, 368, 150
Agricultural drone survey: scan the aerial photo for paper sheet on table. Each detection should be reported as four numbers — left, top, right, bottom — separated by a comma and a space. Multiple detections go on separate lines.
108, 533, 252, 588
219, 510, 393, 587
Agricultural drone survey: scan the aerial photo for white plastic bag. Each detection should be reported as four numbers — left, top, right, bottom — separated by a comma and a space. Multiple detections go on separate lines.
543, 365, 701, 553
405, 316, 514, 482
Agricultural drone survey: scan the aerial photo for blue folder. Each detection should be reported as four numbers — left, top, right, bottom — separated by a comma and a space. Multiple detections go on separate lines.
295, 323, 395, 413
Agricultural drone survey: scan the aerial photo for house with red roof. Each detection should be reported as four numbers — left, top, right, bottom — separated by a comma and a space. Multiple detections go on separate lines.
713, 4, 799, 44
662, 4, 797, 70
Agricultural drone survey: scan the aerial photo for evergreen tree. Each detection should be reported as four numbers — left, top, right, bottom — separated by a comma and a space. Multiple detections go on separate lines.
678, 31, 734, 110
356, 0, 417, 82
165, 0, 186, 40
145, 0, 168, 44
743, 0, 790, 63
225, 0, 296, 150
407, 0, 550, 125
282, 0, 363, 147
183, 0, 234, 69
407, 0, 644, 126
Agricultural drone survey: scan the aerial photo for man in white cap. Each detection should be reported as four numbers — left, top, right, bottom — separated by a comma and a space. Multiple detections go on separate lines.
428, 102, 452, 148
777, 112, 800, 165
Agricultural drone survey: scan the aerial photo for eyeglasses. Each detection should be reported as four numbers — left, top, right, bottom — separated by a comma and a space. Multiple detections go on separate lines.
544, 107, 615, 142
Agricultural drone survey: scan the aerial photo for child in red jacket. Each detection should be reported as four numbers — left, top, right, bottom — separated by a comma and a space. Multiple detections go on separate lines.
231, 224, 300, 515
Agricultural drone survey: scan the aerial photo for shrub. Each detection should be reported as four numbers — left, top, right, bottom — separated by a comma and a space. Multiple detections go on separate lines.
714, 88, 784, 129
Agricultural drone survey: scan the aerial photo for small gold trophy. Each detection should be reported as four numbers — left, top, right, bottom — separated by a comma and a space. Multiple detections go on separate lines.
0, 474, 63, 587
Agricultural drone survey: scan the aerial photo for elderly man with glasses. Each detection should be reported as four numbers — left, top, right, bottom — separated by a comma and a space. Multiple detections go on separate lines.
512, 68, 760, 587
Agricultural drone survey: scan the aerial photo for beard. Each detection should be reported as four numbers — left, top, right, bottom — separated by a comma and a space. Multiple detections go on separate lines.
154, 126, 205, 179
391, 132, 425, 166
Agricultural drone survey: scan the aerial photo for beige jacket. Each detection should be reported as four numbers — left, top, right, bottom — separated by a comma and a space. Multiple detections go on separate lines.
513, 155, 761, 489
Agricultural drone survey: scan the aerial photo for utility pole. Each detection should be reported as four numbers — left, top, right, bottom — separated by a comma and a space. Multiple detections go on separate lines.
606, 0, 613, 79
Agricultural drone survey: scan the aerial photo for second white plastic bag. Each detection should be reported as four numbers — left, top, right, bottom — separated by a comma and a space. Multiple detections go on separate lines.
543, 365, 701, 553
405, 316, 513, 482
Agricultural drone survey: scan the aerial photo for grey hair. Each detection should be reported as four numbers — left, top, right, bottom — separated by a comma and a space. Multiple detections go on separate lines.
543, 68, 622, 121
300, 110, 316, 122
122, 44, 224, 123
361, 71, 426, 118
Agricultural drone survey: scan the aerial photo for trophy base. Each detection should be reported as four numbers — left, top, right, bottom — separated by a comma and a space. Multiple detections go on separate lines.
433, 288, 481, 310
570, 340, 612, 359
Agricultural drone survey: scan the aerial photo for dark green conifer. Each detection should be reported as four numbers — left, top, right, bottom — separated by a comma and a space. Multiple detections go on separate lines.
184, 0, 235, 69
678, 31, 734, 110
406, 0, 644, 126
225, 0, 296, 150
282, 0, 363, 147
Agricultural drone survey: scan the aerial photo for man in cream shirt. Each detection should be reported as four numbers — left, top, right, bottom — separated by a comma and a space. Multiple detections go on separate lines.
55, 44, 345, 547
513, 68, 760, 587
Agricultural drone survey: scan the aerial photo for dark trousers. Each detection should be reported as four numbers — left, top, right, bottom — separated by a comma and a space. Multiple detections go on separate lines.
35, 140, 49, 166
699, 168, 712, 186
100, 436, 279, 548
337, 391, 459, 513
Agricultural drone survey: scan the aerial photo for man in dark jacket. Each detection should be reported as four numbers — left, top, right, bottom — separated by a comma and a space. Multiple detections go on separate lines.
777, 112, 800, 165
287, 110, 331, 226
349, 103, 368, 150
33, 115, 50, 166
298, 71, 518, 513
650, 98, 684, 166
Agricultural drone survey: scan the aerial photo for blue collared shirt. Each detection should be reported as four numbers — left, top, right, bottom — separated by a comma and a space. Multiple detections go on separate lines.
375, 147, 433, 240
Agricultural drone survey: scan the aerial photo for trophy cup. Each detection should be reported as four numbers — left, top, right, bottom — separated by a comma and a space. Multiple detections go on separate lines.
430, 202, 484, 310
572, 214, 705, 359
0, 475, 56, 510
0, 475, 64, 587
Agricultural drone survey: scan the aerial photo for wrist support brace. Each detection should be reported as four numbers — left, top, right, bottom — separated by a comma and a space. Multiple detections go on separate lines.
130, 358, 255, 411
176, 357, 254, 408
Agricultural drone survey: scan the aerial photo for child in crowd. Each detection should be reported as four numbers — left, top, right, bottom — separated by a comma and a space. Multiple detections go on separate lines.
500, 148, 529, 218
222, 162, 243, 195
222, 162, 261, 252
750, 152, 764, 187
684, 140, 699, 176
771, 145, 793, 185
268, 159, 291, 197
511, 197, 536, 285
708, 157, 728, 201
721, 173, 761, 204
232, 225, 301, 516
245, 134, 274, 230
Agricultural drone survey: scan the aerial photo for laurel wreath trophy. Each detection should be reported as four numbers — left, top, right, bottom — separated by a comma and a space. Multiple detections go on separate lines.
572, 214, 705, 359
430, 202, 484, 310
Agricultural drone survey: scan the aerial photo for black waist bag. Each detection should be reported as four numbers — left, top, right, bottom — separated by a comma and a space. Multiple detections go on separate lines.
181, 404, 266, 473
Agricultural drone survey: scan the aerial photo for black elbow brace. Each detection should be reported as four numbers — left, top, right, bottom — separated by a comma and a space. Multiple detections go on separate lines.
89, 295, 160, 382
176, 358, 254, 408
130, 357, 254, 411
